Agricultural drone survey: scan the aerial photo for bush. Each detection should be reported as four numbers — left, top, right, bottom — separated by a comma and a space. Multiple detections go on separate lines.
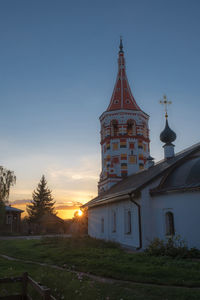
187, 247, 200, 259
145, 235, 200, 258
145, 238, 166, 256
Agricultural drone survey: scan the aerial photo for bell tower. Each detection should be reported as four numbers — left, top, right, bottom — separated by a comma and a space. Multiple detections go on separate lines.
98, 39, 150, 194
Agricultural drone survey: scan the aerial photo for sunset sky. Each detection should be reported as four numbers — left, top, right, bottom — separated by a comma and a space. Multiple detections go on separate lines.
1, 0, 200, 219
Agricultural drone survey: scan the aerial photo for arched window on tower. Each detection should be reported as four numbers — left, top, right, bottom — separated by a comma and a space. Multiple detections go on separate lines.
165, 212, 175, 236
127, 120, 134, 136
111, 120, 118, 136
142, 121, 148, 138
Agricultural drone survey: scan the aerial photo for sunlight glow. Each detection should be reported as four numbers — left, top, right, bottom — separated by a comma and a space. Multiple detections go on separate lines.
77, 209, 83, 216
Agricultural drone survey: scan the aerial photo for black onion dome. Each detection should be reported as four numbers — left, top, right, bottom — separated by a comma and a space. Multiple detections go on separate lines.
160, 119, 176, 144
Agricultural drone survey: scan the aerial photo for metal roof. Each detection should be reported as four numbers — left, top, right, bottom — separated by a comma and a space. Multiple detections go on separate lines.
83, 142, 200, 208
106, 39, 143, 113
5, 206, 24, 213
150, 155, 200, 195
160, 119, 176, 144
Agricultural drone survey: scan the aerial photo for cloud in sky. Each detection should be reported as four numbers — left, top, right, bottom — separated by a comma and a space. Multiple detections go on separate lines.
55, 201, 82, 210
11, 199, 31, 205
8, 153, 99, 205
11, 199, 82, 209
11, 198, 83, 219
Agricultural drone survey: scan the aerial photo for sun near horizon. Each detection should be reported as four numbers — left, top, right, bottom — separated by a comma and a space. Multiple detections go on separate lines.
11, 201, 85, 220
10, 190, 94, 220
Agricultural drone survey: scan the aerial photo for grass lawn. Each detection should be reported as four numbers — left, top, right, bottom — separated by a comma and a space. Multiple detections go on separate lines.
0, 236, 200, 299
1, 257, 200, 300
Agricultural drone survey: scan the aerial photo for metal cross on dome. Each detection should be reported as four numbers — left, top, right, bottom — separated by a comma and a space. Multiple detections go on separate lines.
160, 95, 172, 119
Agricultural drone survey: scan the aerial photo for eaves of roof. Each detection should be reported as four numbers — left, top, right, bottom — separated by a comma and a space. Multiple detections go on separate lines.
5, 206, 24, 213
150, 183, 200, 196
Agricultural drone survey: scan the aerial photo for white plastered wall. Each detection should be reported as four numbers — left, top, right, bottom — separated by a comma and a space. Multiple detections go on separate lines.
89, 176, 200, 249
150, 191, 200, 249
88, 198, 140, 248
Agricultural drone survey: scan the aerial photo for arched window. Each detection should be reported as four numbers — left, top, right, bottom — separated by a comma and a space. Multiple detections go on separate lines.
142, 121, 148, 138
127, 120, 134, 136
111, 120, 118, 136
101, 217, 104, 233
112, 211, 116, 233
127, 211, 132, 233
165, 212, 175, 236
125, 210, 132, 234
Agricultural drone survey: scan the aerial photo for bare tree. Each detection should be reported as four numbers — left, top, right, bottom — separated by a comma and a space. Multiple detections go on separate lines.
0, 166, 16, 226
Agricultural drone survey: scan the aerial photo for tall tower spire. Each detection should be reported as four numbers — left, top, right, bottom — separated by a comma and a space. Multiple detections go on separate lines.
98, 40, 150, 194
107, 38, 142, 112
119, 36, 123, 53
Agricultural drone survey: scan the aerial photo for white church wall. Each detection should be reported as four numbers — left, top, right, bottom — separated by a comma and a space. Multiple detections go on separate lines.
151, 191, 200, 249
88, 165, 200, 250
88, 198, 140, 248
139, 178, 161, 249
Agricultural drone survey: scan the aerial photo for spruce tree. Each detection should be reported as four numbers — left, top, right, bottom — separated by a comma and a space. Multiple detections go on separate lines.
27, 175, 56, 222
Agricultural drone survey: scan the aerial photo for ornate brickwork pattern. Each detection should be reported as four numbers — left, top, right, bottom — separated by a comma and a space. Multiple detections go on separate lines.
98, 41, 150, 194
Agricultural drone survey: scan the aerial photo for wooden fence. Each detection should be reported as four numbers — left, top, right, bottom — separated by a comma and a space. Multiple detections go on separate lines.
0, 272, 56, 300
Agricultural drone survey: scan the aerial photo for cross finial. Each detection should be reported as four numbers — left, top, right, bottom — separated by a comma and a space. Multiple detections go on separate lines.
159, 94, 172, 119
119, 36, 123, 53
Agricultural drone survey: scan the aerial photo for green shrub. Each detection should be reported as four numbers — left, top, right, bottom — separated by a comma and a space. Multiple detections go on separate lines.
145, 235, 200, 258
187, 247, 200, 258
145, 238, 166, 256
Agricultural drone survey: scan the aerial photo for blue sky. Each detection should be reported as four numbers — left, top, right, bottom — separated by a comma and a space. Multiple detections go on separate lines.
0, 0, 200, 209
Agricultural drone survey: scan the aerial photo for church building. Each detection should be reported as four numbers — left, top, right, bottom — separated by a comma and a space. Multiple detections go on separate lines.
83, 40, 200, 250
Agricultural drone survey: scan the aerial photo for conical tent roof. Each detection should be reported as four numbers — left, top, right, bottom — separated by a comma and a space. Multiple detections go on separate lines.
107, 39, 142, 112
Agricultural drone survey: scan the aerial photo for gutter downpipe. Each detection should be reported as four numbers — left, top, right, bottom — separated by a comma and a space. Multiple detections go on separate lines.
128, 192, 142, 250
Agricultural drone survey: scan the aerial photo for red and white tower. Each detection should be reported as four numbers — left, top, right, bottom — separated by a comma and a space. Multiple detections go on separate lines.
98, 39, 150, 194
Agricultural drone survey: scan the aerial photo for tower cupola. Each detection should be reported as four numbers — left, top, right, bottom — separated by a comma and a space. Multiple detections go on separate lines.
160, 119, 176, 144
106, 38, 142, 112
98, 39, 150, 194
160, 95, 176, 159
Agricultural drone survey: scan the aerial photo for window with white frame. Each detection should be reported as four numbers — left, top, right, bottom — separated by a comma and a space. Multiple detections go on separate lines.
125, 209, 132, 234
165, 211, 175, 236
112, 211, 116, 233
101, 217, 104, 234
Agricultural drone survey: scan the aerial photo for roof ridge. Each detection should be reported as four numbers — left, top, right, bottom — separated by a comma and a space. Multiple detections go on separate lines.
154, 142, 200, 166
83, 142, 200, 208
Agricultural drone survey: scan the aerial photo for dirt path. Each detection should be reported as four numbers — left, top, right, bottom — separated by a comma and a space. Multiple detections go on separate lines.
1, 254, 200, 290
0, 234, 71, 240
